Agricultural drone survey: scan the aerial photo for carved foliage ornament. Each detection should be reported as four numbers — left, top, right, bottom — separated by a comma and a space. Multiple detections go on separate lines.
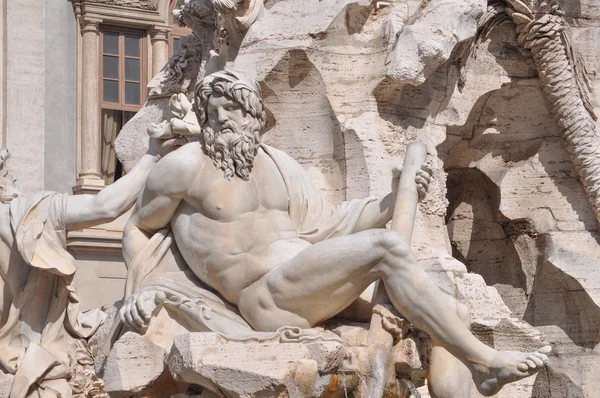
503, 0, 600, 226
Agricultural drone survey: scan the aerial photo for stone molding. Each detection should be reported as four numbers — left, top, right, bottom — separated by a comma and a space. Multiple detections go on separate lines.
150, 28, 170, 43
84, 0, 160, 11
74, 0, 172, 31
80, 20, 100, 34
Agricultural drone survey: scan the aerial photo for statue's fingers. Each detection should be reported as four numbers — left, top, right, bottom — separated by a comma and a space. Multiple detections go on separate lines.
130, 305, 145, 329
122, 305, 135, 330
417, 168, 432, 183
417, 185, 426, 200
421, 163, 433, 176
136, 295, 152, 322
119, 296, 133, 325
415, 175, 429, 189
155, 291, 167, 303
118, 306, 128, 326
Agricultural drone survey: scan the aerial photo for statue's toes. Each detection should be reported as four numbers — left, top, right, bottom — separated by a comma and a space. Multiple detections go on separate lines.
538, 345, 552, 355
531, 351, 550, 364
517, 361, 529, 372
527, 354, 545, 367
525, 359, 538, 369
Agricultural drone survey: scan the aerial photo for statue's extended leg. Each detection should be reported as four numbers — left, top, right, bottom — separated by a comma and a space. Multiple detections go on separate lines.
239, 229, 550, 397
429, 300, 472, 398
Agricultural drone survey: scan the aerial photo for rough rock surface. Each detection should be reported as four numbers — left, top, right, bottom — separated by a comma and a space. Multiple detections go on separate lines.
102, 332, 168, 394
0, 372, 14, 398
167, 333, 350, 397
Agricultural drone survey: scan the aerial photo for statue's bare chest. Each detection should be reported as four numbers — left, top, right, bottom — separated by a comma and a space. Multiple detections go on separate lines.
185, 154, 289, 222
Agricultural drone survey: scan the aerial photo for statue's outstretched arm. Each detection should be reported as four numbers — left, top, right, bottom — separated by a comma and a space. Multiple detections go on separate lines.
64, 153, 159, 231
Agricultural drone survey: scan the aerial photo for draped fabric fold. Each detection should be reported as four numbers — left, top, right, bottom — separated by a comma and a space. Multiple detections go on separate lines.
0, 192, 105, 398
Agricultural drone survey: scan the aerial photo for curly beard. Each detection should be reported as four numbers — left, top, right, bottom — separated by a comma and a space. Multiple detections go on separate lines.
202, 118, 261, 181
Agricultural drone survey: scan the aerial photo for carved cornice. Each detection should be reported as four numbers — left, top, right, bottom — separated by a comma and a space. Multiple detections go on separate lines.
75, 0, 171, 30
83, 0, 160, 11
81, 20, 101, 33
150, 28, 170, 42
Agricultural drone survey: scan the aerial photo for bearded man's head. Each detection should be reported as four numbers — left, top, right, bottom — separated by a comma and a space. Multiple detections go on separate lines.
194, 69, 266, 181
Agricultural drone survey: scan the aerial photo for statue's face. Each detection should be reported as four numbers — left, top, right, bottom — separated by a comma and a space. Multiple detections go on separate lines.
206, 93, 247, 133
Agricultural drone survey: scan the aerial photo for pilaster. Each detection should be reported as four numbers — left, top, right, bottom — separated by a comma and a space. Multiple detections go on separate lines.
73, 19, 105, 195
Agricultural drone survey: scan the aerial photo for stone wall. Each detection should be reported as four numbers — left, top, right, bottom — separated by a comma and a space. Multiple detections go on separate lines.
44, 0, 77, 193
2, 0, 47, 194
0, 0, 77, 194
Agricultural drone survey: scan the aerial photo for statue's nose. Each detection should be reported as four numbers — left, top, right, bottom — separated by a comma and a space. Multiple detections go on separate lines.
217, 109, 229, 124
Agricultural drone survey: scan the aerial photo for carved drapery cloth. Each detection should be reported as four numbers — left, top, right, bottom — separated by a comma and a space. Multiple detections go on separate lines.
114, 145, 375, 347
0, 192, 105, 398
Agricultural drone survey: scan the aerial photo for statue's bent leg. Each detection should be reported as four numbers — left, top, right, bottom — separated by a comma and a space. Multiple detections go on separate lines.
429, 300, 472, 398
238, 228, 550, 396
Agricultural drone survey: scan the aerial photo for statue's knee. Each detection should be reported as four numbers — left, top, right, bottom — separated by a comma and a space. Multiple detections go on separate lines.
373, 229, 410, 260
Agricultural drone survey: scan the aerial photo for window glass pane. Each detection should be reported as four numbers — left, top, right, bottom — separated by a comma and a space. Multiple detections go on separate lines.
103, 80, 119, 103
125, 35, 140, 57
103, 32, 119, 55
103, 55, 119, 79
125, 58, 140, 81
173, 38, 181, 55
125, 82, 141, 105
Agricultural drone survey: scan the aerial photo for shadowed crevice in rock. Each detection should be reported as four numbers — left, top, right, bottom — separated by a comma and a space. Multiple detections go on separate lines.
445, 167, 531, 317
531, 360, 585, 398
345, 2, 372, 35
260, 49, 348, 202
372, 56, 460, 127
524, 256, 600, 350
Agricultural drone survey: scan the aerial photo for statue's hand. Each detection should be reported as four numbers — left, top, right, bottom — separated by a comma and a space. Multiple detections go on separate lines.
119, 289, 167, 331
416, 163, 432, 200
392, 163, 432, 201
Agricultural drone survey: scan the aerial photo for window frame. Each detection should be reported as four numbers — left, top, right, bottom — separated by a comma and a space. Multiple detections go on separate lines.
99, 25, 148, 112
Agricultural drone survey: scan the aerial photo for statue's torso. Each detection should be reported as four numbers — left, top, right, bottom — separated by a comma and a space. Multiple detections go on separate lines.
170, 145, 310, 304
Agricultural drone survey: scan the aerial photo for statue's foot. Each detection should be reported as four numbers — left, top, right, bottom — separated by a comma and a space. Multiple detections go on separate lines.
472, 346, 551, 397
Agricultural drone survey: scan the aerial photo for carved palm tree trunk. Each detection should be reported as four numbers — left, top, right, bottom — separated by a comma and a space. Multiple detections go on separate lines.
505, 0, 600, 227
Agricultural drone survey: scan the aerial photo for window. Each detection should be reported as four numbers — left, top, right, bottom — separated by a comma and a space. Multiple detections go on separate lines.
169, 0, 192, 56
100, 26, 148, 184
100, 27, 147, 110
